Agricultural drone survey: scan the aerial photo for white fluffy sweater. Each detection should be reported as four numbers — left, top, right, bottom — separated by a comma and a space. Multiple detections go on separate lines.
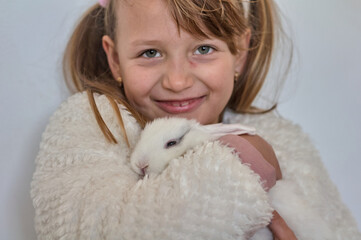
31, 92, 360, 239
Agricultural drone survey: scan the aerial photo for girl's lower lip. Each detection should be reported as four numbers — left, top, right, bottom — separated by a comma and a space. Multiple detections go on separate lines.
155, 96, 205, 114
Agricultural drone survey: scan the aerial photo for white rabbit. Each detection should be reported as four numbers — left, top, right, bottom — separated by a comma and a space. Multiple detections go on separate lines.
130, 117, 256, 176
130, 117, 334, 240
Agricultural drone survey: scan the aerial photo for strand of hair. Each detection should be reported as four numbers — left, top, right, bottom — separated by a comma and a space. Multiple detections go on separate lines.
106, 95, 130, 148
87, 89, 117, 144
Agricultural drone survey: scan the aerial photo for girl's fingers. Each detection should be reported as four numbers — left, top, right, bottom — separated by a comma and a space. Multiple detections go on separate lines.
269, 211, 298, 240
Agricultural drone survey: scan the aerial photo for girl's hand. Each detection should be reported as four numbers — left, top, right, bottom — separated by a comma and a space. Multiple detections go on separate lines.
269, 210, 297, 240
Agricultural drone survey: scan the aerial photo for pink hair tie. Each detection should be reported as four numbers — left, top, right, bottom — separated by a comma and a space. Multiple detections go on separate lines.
99, 0, 109, 7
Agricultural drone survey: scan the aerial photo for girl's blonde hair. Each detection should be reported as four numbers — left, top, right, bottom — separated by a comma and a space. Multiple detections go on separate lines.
63, 0, 287, 144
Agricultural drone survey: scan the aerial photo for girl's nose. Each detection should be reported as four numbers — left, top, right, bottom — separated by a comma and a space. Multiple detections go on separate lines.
162, 58, 194, 92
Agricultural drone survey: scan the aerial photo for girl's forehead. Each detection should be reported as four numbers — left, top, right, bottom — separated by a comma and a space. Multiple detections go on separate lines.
117, 0, 170, 16
116, 0, 177, 36
115, 0, 210, 41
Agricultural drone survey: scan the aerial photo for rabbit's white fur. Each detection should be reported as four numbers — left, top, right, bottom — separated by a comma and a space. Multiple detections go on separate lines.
130, 117, 256, 176
131, 117, 334, 240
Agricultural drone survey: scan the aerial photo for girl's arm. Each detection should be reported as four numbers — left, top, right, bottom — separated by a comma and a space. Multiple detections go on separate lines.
219, 134, 297, 240
218, 134, 278, 189
240, 135, 297, 239
239, 134, 282, 180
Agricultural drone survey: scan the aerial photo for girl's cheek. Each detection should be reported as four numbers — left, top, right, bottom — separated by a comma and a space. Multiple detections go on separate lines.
196, 61, 228, 82
124, 64, 153, 82
189, 59, 198, 69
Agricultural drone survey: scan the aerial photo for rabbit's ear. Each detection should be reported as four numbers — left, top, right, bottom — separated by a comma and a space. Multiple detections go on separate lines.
202, 123, 256, 138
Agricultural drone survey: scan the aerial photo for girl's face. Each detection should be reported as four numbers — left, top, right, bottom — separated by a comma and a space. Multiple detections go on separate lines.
103, 0, 249, 124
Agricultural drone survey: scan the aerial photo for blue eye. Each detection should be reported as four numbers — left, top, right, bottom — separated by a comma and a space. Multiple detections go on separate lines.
195, 46, 214, 55
142, 49, 161, 58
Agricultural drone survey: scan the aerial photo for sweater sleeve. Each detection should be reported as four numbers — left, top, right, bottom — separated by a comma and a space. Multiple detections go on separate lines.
31, 93, 141, 239
223, 110, 361, 240
31, 93, 274, 240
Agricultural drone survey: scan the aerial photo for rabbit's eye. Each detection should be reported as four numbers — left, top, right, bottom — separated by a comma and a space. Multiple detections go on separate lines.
165, 139, 179, 148
164, 130, 188, 149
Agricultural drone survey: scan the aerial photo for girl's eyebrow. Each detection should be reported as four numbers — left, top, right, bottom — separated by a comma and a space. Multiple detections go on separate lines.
130, 39, 163, 46
129, 38, 222, 48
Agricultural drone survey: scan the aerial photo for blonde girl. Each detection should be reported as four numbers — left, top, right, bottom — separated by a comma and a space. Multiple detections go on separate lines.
31, 0, 361, 239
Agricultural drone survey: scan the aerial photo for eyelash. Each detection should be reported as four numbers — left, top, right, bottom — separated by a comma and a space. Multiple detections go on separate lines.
139, 45, 216, 59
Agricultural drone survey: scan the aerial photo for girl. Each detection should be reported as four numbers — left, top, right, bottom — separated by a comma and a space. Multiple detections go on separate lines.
31, 0, 360, 239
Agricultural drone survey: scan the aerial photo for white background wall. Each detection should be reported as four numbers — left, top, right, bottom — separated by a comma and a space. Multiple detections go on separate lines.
0, 0, 360, 238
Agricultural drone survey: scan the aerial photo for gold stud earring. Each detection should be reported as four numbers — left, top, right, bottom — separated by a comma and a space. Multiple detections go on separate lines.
117, 77, 122, 85
234, 72, 240, 83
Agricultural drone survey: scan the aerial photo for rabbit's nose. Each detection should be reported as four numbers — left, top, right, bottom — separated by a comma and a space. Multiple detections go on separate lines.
140, 165, 148, 176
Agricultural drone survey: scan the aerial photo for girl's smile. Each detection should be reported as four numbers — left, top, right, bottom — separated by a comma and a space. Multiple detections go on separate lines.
153, 96, 206, 114
102, 0, 249, 124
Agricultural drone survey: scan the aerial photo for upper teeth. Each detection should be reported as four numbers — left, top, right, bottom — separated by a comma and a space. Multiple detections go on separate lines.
172, 101, 190, 107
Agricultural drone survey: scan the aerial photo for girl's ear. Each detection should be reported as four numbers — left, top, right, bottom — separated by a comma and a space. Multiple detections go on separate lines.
102, 35, 121, 79
235, 29, 251, 74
